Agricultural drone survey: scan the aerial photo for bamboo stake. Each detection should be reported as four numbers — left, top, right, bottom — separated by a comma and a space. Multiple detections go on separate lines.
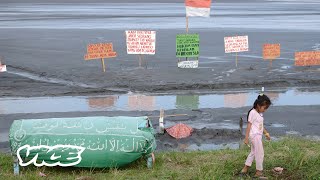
236, 52, 238, 67
159, 109, 165, 134
139, 54, 142, 67
186, 16, 189, 33
186, 16, 189, 61
148, 114, 189, 119
101, 58, 106, 72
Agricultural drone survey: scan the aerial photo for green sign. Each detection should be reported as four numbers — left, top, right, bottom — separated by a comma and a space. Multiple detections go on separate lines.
176, 34, 200, 58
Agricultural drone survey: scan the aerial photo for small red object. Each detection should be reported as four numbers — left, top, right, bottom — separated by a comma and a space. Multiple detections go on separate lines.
166, 123, 193, 139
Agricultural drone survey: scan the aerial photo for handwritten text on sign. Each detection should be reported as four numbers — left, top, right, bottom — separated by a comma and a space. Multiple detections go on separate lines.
176, 34, 200, 58
295, 51, 320, 66
178, 61, 199, 68
0, 65, 6, 72
84, 43, 117, 60
263, 44, 280, 60
126, 30, 156, 55
224, 36, 249, 53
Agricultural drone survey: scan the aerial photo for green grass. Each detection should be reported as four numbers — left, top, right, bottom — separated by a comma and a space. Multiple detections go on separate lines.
0, 137, 320, 179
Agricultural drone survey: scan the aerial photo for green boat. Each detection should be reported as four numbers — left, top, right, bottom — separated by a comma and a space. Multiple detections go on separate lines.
9, 116, 156, 168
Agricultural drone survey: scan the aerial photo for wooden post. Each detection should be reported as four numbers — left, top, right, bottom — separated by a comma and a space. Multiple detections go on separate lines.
159, 109, 165, 134
101, 58, 106, 72
139, 54, 142, 68
186, 16, 189, 61
186, 16, 189, 33
236, 52, 238, 67
269, 59, 273, 69
141, 54, 147, 69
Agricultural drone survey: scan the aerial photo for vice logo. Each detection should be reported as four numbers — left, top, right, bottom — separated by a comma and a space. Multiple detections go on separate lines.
17, 145, 85, 167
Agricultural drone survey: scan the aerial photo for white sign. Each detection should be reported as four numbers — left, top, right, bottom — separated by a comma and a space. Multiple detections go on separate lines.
0, 65, 6, 72
178, 61, 199, 68
17, 145, 85, 167
126, 30, 156, 55
224, 36, 249, 53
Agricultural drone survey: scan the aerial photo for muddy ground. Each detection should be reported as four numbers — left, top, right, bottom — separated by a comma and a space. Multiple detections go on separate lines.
1, 29, 320, 97
0, 1, 319, 154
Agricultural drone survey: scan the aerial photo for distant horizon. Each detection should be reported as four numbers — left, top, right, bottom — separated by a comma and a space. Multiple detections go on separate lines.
0, 0, 264, 3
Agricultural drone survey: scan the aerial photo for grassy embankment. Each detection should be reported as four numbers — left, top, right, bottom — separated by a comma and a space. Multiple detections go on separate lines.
0, 138, 319, 179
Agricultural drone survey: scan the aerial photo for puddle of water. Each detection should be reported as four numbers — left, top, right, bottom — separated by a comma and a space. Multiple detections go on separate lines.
270, 123, 286, 128
305, 135, 320, 141
187, 122, 240, 130
186, 142, 240, 151
286, 131, 301, 135
0, 132, 9, 143
281, 65, 291, 69
0, 88, 319, 114
7, 68, 96, 88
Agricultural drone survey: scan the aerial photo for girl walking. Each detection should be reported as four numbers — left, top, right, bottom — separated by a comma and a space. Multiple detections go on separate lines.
241, 94, 272, 177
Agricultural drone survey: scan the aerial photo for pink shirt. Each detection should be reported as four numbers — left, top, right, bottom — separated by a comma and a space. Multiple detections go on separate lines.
248, 109, 264, 137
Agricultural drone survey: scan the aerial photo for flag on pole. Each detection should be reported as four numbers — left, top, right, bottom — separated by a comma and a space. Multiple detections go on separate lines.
185, 0, 211, 17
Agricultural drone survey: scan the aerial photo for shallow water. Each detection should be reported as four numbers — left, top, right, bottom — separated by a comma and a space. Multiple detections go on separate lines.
0, 88, 319, 114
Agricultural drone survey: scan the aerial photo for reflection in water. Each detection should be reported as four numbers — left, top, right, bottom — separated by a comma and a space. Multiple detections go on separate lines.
128, 95, 155, 111
224, 93, 248, 108
88, 96, 118, 109
266, 92, 280, 101
0, 89, 319, 114
176, 95, 199, 109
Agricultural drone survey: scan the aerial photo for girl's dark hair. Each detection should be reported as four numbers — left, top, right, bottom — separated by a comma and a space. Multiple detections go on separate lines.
247, 94, 272, 121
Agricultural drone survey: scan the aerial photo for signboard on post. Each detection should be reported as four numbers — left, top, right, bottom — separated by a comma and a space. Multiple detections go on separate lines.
294, 51, 320, 66
224, 35, 249, 67
0, 65, 6, 72
263, 43, 281, 68
125, 30, 156, 55
176, 34, 200, 58
84, 43, 117, 60
84, 43, 117, 72
224, 36, 249, 53
263, 44, 280, 60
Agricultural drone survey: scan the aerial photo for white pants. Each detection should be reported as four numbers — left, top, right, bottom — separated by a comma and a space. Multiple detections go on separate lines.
245, 135, 264, 171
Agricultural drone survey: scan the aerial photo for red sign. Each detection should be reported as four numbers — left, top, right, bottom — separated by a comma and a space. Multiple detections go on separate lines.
84, 43, 117, 60
263, 44, 280, 60
295, 51, 320, 66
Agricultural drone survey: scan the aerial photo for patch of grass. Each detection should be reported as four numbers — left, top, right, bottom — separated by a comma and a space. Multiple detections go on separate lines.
0, 137, 320, 179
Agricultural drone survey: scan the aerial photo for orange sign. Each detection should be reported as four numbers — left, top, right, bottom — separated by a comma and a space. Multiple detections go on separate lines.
295, 51, 320, 66
263, 44, 280, 60
84, 43, 117, 60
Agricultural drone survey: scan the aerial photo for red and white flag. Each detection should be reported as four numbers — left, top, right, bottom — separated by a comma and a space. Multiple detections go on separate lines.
185, 0, 211, 17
